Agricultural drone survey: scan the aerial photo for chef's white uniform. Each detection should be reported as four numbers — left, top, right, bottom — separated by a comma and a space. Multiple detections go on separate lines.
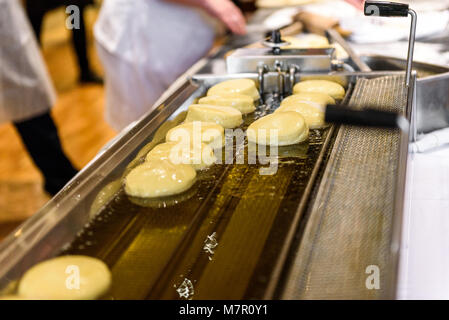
94, 0, 216, 131
0, 0, 56, 124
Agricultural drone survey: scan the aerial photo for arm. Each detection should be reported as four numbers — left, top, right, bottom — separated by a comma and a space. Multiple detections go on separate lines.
165, 0, 247, 35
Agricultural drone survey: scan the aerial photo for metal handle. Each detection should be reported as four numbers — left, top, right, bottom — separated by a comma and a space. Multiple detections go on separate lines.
364, 1, 409, 17
263, 29, 290, 55
258, 65, 268, 103
364, 1, 417, 88
325, 105, 409, 132
275, 62, 285, 98
289, 65, 298, 95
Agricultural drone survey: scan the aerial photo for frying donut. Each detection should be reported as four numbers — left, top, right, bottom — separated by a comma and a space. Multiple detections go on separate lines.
247, 111, 309, 146
18, 256, 111, 300
145, 142, 216, 170
207, 79, 260, 101
199, 93, 256, 114
125, 160, 196, 198
185, 104, 243, 129
166, 121, 224, 149
276, 100, 325, 129
293, 80, 345, 100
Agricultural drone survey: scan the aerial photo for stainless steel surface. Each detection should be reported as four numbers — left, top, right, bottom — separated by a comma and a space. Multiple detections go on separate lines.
0, 72, 348, 299
0, 69, 412, 299
289, 65, 298, 94
226, 48, 335, 73
258, 65, 268, 100
406, 9, 417, 87
361, 55, 449, 135
416, 72, 449, 134
326, 29, 372, 72
0, 80, 203, 291
281, 74, 412, 299
0, 12, 418, 298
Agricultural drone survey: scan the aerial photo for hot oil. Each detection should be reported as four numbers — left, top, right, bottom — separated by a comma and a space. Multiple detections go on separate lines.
61, 92, 333, 300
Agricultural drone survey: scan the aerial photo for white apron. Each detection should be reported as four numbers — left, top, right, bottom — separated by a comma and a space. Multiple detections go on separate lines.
0, 0, 56, 124
94, 0, 216, 131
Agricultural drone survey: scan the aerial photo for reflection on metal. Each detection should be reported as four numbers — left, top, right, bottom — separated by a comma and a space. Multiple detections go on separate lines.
226, 48, 335, 74
360, 55, 449, 136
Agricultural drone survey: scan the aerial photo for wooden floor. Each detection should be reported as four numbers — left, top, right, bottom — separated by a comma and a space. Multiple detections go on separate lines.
0, 7, 116, 240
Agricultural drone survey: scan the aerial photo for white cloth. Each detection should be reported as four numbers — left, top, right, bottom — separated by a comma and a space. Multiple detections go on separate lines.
0, 0, 56, 124
411, 127, 449, 153
94, 0, 216, 131
301, 0, 449, 44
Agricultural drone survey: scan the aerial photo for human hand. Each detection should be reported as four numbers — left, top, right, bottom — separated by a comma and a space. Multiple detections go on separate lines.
200, 0, 247, 35
344, 0, 365, 10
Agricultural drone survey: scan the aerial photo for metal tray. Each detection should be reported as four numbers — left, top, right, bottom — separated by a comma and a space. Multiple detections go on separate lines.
361, 54, 449, 135
0, 70, 412, 299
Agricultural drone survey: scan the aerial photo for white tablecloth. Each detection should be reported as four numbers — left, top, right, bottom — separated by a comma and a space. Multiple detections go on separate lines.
398, 146, 449, 299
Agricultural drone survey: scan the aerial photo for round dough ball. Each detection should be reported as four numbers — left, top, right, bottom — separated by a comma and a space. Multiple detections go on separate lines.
125, 160, 196, 198
166, 121, 224, 149
276, 101, 325, 129
198, 94, 256, 114
18, 256, 111, 300
247, 111, 309, 146
293, 80, 345, 100
145, 142, 216, 170
207, 79, 260, 101
185, 104, 243, 129
282, 92, 335, 107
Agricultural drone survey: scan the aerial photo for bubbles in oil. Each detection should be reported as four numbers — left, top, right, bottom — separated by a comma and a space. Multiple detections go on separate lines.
175, 278, 195, 300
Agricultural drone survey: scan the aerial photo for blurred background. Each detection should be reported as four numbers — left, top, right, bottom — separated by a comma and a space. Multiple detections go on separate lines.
0, 1, 114, 238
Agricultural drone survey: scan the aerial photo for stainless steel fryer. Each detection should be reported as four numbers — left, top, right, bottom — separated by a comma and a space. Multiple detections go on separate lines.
0, 69, 414, 299
0, 0, 425, 300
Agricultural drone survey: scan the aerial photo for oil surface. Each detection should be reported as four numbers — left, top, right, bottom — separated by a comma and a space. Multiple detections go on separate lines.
62, 94, 332, 300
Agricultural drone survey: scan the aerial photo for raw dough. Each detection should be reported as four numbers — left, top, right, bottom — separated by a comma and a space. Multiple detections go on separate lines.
185, 104, 243, 129
276, 101, 326, 129
166, 121, 224, 149
125, 160, 196, 198
145, 142, 216, 170
283, 34, 330, 49
293, 80, 345, 100
18, 256, 111, 300
282, 92, 335, 107
247, 111, 309, 146
207, 79, 260, 101
199, 93, 256, 114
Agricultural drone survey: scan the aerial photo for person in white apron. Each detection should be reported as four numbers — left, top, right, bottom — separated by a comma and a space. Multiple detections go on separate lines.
94, 0, 246, 131
0, 0, 77, 195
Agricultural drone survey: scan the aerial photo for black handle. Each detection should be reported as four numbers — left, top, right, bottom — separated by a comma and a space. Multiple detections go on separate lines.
325, 105, 408, 130
364, 1, 409, 17
271, 29, 282, 44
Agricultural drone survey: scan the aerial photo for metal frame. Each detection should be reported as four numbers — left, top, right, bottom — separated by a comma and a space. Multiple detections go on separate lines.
0, 68, 414, 299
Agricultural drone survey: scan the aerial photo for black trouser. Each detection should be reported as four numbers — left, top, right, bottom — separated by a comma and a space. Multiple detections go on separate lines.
25, 0, 91, 77
13, 112, 78, 195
